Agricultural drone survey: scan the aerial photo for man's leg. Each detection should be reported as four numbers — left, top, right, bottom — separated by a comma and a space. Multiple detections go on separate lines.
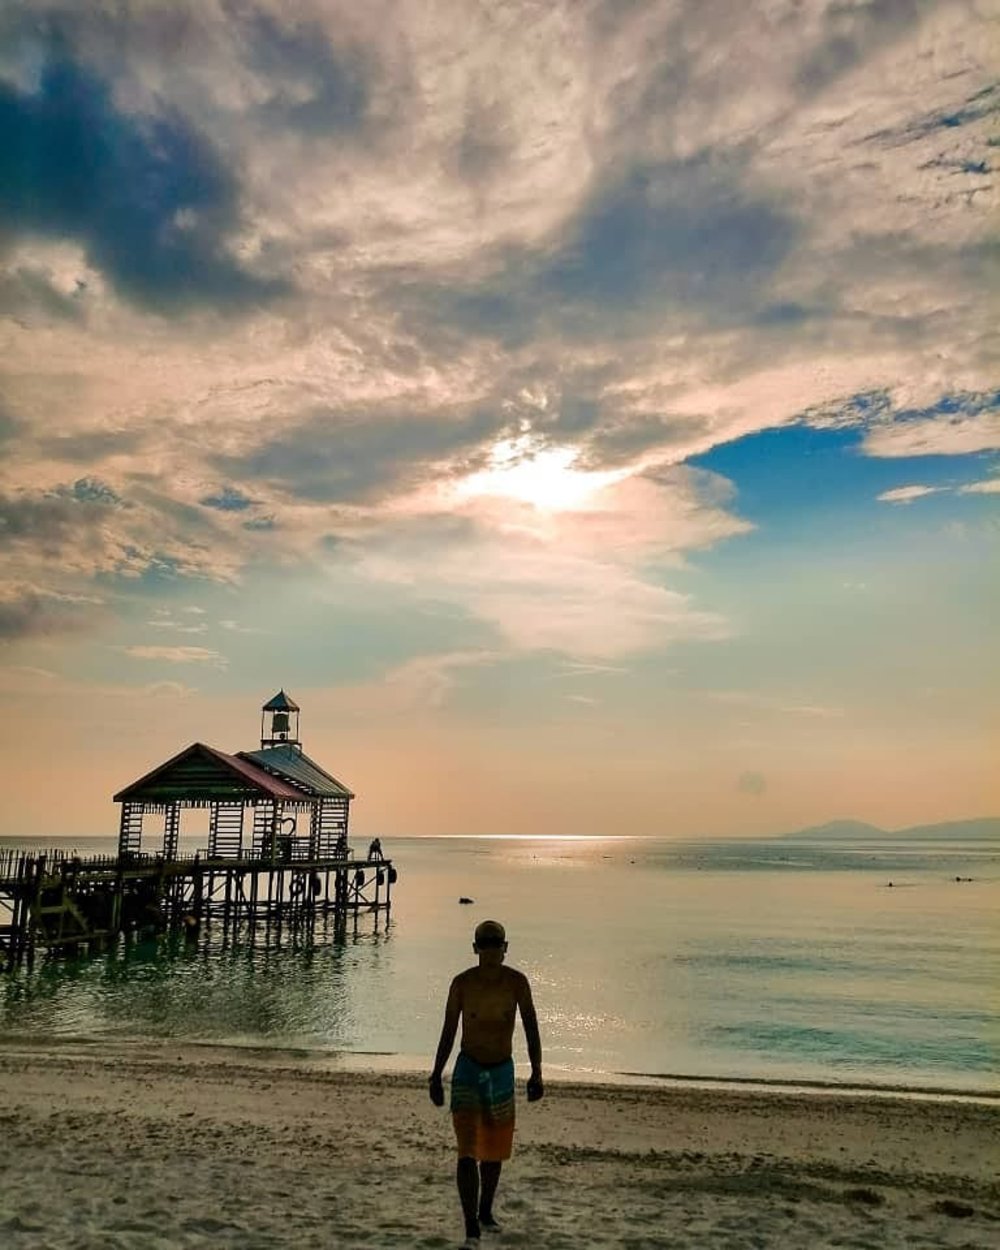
456, 1156, 480, 1241
478, 1161, 502, 1228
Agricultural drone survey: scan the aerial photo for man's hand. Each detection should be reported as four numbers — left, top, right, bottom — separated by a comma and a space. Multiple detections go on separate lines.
526, 1073, 544, 1103
428, 1073, 445, 1107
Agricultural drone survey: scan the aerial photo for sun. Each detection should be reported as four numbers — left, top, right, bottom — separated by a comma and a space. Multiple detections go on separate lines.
454, 436, 625, 512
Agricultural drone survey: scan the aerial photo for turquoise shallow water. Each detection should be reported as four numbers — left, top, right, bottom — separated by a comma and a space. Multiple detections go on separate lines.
1, 834, 997, 1092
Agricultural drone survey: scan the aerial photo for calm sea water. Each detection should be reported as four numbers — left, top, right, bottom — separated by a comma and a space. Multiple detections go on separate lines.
1, 834, 997, 1093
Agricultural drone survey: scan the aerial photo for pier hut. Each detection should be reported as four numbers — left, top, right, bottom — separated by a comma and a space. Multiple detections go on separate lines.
115, 691, 352, 864
0, 692, 394, 969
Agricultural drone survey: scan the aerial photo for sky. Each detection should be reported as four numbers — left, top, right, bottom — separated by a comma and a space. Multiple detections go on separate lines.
1, 0, 997, 839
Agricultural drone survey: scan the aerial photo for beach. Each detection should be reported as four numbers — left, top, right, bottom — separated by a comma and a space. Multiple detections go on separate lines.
0, 1041, 996, 1249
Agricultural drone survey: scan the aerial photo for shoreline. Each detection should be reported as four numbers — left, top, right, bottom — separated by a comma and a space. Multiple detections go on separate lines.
1, 1040, 997, 1247
615, 1068, 1000, 1104
2, 1032, 997, 1106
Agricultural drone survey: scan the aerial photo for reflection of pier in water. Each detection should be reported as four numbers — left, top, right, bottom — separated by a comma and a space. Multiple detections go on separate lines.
0, 691, 395, 971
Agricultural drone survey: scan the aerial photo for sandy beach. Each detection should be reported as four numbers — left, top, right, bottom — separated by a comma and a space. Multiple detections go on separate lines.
0, 1041, 996, 1249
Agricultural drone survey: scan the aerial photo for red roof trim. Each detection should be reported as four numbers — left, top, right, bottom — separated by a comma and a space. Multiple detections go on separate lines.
204, 746, 305, 799
114, 741, 307, 802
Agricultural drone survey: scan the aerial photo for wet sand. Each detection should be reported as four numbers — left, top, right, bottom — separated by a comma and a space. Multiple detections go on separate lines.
0, 1040, 997, 1248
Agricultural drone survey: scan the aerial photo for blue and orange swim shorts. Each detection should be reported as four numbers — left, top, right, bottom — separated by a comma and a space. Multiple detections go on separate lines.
450, 1052, 516, 1161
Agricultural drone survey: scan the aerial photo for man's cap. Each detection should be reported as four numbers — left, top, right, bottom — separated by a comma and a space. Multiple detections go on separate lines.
474, 919, 506, 947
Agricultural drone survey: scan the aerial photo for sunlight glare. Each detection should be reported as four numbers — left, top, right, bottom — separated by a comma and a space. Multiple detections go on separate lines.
455, 436, 627, 512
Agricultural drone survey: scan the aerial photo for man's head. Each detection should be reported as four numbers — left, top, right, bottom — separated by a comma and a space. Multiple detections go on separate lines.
473, 919, 507, 962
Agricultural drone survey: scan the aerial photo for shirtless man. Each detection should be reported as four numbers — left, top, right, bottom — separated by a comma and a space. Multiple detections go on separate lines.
429, 920, 543, 1246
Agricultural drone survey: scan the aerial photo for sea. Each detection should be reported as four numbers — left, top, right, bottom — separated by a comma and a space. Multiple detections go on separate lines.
1, 833, 997, 1095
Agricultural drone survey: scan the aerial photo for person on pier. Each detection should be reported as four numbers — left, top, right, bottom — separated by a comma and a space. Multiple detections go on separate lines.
429, 920, 543, 1247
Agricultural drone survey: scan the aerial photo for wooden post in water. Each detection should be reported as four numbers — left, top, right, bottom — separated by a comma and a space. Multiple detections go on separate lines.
3, 854, 25, 971
275, 866, 285, 940
223, 868, 233, 942
111, 855, 124, 937
245, 865, 256, 935
26, 855, 46, 970
192, 855, 203, 924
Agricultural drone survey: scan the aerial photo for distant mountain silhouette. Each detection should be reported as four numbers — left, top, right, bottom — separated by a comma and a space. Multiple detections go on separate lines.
895, 817, 1000, 841
782, 817, 1000, 841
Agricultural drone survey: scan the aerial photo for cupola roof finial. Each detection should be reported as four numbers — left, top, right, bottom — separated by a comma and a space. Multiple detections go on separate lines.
262, 689, 300, 712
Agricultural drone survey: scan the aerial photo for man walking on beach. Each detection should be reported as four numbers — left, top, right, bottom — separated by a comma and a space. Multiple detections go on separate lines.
429, 920, 543, 1247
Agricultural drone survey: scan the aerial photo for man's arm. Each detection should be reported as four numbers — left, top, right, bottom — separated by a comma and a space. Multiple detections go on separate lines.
517, 976, 544, 1100
429, 977, 462, 1104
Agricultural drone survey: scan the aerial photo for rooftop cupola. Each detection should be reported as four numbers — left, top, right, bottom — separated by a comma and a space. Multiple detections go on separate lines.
260, 689, 301, 750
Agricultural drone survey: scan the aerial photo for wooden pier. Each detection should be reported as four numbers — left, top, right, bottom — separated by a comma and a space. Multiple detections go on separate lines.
0, 691, 396, 970
0, 843, 394, 971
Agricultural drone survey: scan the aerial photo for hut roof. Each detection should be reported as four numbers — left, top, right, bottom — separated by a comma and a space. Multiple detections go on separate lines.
240, 745, 355, 799
262, 689, 300, 712
114, 742, 309, 805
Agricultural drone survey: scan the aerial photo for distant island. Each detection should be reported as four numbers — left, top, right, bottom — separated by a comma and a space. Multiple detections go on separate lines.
781, 817, 1000, 841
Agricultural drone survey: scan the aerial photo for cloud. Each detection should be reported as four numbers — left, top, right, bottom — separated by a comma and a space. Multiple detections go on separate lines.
0, 51, 282, 311
140, 680, 200, 698
0, 1, 996, 672
795, 0, 922, 95
355, 531, 730, 658
877, 484, 944, 504
0, 256, 87, 324
216, 404, 503, 504
404, 154, 798, 351
541, 159, 797, 316
218, 619, 267, 634
862, 392, 1000, 458
779, 704, 845, 720
146, 616, 208, 635
345, 464, 745, 656
0, 406, 21, 446
0, 584, 103, 641
799, 389, 1000, 456
709, 691, 844, 720
235, 8, 372, 136
38, 426, 146, 464
0, 463, 262, 623
58, 477, 123, 506
200, 486, 256, 512
453, 87, 512, 187
0, 481, 124, 578
382, 650, 498, 709
555, 660, 628, 678
865, 81, 999, 147
878, 474, 1000, 503
0, 664, 199, 700
121, 645, 227, 666
328, 649, 499, 718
